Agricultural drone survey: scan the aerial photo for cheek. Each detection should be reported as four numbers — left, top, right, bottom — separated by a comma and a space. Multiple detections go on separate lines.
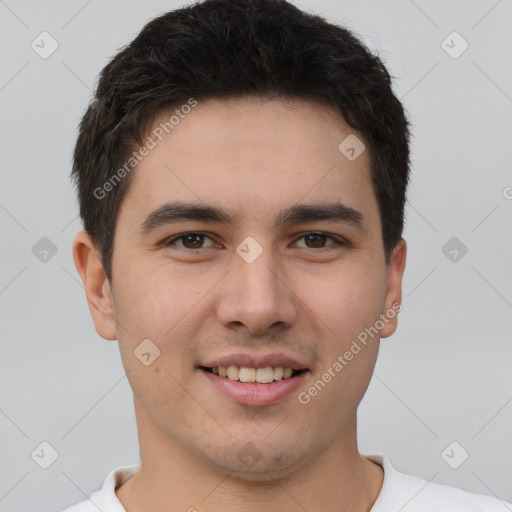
301, 262, 386, 341
113, 270, 195, 418
113, 262, 215, 388
112, 268, 185, 379
312, 265, 386, 412
115, 261, 199, 338
297, 264, 385, 396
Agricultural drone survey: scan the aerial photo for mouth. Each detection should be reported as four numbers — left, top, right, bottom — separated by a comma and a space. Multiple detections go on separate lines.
199, 365, 307, 384
198, 356, 311, 406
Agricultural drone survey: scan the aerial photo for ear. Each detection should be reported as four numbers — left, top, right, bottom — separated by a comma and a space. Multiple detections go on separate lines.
72, 231, 117, 340
380, 238, 407, 339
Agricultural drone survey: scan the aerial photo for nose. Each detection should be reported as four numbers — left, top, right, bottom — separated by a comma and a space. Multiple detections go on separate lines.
215, 244, 298, 335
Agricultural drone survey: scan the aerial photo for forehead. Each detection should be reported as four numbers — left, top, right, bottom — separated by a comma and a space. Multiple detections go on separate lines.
119, 97, 378, 228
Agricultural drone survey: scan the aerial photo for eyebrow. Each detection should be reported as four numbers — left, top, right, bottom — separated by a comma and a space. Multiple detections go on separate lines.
137, 200, 367, 234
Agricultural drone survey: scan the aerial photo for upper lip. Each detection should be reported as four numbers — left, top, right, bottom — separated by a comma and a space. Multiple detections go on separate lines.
200, 353, 310, 370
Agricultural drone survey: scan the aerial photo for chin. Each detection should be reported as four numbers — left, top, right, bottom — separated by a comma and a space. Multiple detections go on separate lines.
203, 441, 312, 482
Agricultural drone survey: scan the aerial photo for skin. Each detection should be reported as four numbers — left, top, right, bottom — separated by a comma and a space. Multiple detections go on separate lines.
73, 96, 407, 512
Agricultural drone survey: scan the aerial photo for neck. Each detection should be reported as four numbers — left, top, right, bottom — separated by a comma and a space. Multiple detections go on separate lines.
116, 403, 384, 512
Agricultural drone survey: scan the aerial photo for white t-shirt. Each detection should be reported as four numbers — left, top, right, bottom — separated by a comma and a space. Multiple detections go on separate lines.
62, 454, 511, 511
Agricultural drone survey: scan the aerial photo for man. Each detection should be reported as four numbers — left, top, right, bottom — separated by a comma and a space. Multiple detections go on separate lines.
64, 0, 511, 510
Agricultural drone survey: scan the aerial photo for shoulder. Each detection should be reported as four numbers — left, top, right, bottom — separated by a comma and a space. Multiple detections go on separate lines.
412, 478, 510, 511
62, 500, 98, 512
60, 464, 140, 512
367, 454, 511, 512
61, 489, 105, 512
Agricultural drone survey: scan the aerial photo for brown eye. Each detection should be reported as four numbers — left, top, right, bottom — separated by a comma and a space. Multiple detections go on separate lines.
181, 234, 205, 248
294, 232, 344, 249
164, 232, 216, 250
304, 233, 328, 248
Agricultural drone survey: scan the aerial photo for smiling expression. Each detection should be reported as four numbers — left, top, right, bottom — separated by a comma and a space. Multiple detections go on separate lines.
81, 96, 406, 480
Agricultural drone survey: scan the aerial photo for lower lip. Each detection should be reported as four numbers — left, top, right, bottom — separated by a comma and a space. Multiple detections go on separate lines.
199, 369, 309, 406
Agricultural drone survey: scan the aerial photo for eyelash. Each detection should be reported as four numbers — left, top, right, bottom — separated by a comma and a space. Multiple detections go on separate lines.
162, 231, 348, 251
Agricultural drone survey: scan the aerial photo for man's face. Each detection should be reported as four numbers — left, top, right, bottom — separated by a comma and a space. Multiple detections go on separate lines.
89, 97, 405, 479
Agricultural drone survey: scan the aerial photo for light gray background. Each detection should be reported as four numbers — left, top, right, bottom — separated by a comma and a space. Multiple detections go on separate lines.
1, 1, 511, 511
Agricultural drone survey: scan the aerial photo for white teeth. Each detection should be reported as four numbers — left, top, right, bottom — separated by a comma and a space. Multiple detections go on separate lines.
227, 365, 239, 380
209, 365, 299, 383
256, 367, 274, 384
239, 367, 256, 382
273, 367, 284, 380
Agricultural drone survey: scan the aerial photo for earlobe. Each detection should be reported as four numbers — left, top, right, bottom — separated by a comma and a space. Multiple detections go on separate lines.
72, 231, 117, 340
380, 239, 407, 339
